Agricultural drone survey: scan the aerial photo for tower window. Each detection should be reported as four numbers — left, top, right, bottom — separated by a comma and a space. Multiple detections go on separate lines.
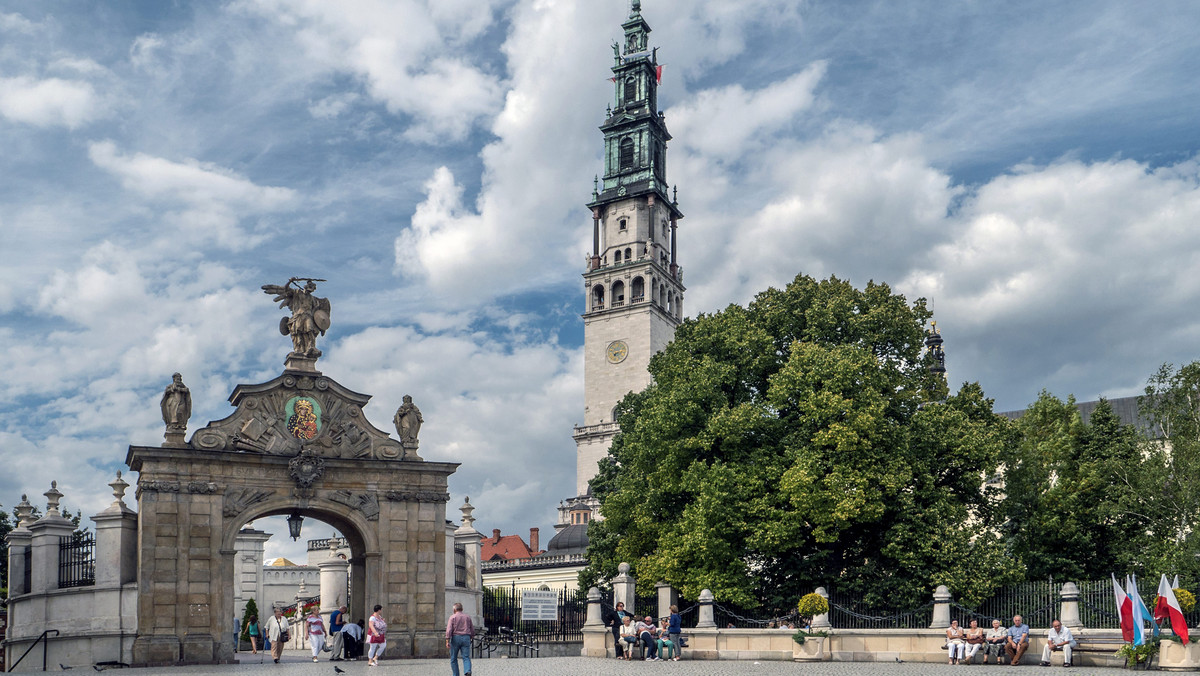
631, 276, 645, 303
614, 250, 622, 263
612, 280, 625, 307
619, 137, 635, 170
619, 218, 627, 231
624, 247, 632, 261
624, 77, 637, 104
592, 284, 605, 310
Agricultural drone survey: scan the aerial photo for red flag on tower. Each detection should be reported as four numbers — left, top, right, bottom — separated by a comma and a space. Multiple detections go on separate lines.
655, 65, 663, 83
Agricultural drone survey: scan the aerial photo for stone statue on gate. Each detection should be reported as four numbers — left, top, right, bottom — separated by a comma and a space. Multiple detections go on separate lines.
262, 277, 331, 364
394, 395, 423, 448
160, 372, 191, 446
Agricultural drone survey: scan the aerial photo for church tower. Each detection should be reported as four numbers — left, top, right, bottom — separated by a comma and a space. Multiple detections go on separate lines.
567, 0, 684, 520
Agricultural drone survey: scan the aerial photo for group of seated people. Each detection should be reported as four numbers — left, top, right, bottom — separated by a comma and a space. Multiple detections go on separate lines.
608, 602, 683, 661
945, 614, 1076, 667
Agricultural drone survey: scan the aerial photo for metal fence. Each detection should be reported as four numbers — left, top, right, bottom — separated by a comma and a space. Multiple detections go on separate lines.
482, 585, 587, 642
454, 544, 467, 588
951, 580, 1058, 627
58, 533, 95, 588
828, 587, 933, 629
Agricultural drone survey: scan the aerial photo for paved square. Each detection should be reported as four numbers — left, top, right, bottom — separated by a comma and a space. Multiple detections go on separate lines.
103, 650, 1137, 675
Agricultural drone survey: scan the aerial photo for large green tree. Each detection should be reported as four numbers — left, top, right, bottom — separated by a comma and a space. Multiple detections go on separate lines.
1001, 394, 1142, 580
582, 274, 1016, 609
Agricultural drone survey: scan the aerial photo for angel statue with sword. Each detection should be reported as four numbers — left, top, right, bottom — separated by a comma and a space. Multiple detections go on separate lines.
262, 277, 331, 359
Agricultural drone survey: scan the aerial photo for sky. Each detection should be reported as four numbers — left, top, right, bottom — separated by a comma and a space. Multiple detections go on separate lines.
3, 0, 1200, 565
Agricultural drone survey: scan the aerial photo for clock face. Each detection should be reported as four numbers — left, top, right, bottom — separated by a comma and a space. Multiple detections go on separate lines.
606, 340, 629, 364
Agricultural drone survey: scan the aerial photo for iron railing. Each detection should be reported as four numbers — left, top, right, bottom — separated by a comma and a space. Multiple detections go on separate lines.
454, 544, 467, 588
482, 584, 587, 642
58, 533, 95, 589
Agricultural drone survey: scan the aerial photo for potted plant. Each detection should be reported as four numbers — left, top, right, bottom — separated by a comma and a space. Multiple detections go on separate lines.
793, 593, 830, 661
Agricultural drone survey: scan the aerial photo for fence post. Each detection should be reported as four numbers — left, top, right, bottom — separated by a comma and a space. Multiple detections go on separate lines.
28, 482, 76, 593
810, 586, 832, 629
930, 585, 952, 628
92, 471, 138, 588
6, 494, 34, 595
612, 562, 636, 617
1060, 582, 1081, 629
656, 580, 678, 621
696, 589, 716, 628
584, 587, 603, 627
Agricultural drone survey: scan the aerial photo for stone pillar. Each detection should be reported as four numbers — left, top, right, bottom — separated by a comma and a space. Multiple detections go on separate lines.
930, 585, 952, 628
1060, 582, 1081, 628
91, 472, 138, 587
453, 498, 484, 627
612, 562, 635, 617
696, 589, 716, 628
656, 580, 678, 621
233, 527, 270, 620
5, 494, 34, 597
810, 586, 832, 629
584, 587, 604, 626
28, 482, 76, 594
318, 553, 350, 613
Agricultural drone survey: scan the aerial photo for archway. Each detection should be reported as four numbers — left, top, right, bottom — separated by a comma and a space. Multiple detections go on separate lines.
127, 370, 457, 666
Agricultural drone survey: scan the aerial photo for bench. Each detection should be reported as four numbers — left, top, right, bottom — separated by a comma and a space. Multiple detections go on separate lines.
1072, 636, 1141, 668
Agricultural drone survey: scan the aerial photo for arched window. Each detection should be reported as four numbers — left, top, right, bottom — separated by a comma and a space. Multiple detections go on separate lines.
592, 284, 605, 310
612, 280, 626, 307
624, 247, 632, 261
624, 77, 637, 104
614, 250, 622, 263
667, 291, 674, 315
619, 137, 635, 170
631, 276, 645, 303
618, 218, 627, 231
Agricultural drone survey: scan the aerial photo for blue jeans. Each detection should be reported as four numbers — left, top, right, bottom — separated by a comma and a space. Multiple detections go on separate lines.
450, 634, 472, 676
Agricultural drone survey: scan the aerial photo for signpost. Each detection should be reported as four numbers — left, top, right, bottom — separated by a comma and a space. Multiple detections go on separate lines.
521, 589, 559, 621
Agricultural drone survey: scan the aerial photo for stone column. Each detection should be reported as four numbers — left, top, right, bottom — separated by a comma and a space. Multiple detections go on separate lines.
930, 585, 952, 628
454, 498, 484, 627
28, 482, 76, 594
696, 589, 716, 628
91, 472, 138, 587
612, 562, 636, 617
1060, 582, 1081, 628
810, 586, 832, 629
5, 494, 34, 596
318, 553, 350, 613
233, 527, 271, 620
584, 587, 604, 626
656, 580, 678, 621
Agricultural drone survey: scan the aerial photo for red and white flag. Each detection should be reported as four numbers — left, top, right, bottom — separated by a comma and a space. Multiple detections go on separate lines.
1113, 573, 1134, 642
1155, 574, 1190, 645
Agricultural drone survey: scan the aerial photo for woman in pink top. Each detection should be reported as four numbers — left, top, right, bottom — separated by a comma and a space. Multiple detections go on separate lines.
305, 607, 326, 662
366, 604, 388, 667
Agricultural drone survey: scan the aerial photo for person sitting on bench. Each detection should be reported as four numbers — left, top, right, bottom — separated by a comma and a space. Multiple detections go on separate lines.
1041, 619, 1076, 667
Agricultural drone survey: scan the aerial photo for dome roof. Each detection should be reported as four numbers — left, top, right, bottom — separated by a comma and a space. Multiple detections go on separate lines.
544, 523, 589, 555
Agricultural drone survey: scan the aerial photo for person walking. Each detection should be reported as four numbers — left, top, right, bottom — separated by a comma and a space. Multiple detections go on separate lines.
247, 614, 260, 655
366, 605, 388, 667
264, 607, 289, 664
328, 605, 347, 661
446, 602, 474, 676
305, 606, 326, 662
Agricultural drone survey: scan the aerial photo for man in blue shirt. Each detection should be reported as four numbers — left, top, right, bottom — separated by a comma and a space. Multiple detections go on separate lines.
328, 605, 347, 661
1005, 614, 1030, 665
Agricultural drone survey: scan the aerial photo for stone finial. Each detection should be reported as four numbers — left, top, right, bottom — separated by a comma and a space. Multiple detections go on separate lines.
44, 480, 64, 517
297, 579, 308, 598
1060, 581, 1080, 600
618, 561, 631, 575
14, 493, 34, 528
933, 584, 952, 602
109, 470, 130, 509
459, 496, 476, 529
328, 536, 339, 554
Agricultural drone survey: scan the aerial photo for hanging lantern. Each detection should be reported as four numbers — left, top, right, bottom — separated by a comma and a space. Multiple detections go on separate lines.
287, 511, 304, 541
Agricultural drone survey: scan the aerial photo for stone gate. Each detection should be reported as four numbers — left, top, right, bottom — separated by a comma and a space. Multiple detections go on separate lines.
125, 279, 458, 665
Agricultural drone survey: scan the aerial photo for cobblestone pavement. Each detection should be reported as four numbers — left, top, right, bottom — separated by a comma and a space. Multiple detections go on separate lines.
89, 651, 1138, 676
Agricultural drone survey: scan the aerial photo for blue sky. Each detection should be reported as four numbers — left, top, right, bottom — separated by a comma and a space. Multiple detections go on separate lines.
3, 0, 1200, 564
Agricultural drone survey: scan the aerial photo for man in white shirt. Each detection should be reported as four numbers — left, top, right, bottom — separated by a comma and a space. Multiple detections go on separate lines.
1041, 619, 1076, 667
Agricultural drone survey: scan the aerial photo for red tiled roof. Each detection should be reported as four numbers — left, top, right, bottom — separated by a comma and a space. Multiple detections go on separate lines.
481, 532, 543, 562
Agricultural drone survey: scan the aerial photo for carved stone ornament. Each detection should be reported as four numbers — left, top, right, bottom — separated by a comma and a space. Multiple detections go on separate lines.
329, 490, 380, 521
224, 487, 274, 518
384, 490, 450, 504
187, 372, 410, 461
140, 480, 181, 493
288, 451, 326, 489
187, 481, 219, 494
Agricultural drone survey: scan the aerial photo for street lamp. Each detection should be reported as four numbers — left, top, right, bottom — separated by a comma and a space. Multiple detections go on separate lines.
287, 511, 304, 541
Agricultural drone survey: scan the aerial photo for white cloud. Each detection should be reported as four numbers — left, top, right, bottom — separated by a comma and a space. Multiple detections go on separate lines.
0, 76, 103, 128
0, 12, 38, 34
87, 140, 297, 249
235, 0, 506, 142
129, 33, 165, 70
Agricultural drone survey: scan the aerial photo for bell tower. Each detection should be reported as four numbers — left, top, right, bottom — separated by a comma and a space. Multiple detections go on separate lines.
570, 0, 684, 511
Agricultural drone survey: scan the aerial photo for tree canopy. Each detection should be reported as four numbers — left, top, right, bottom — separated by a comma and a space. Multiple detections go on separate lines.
582, 274, 1016, 609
